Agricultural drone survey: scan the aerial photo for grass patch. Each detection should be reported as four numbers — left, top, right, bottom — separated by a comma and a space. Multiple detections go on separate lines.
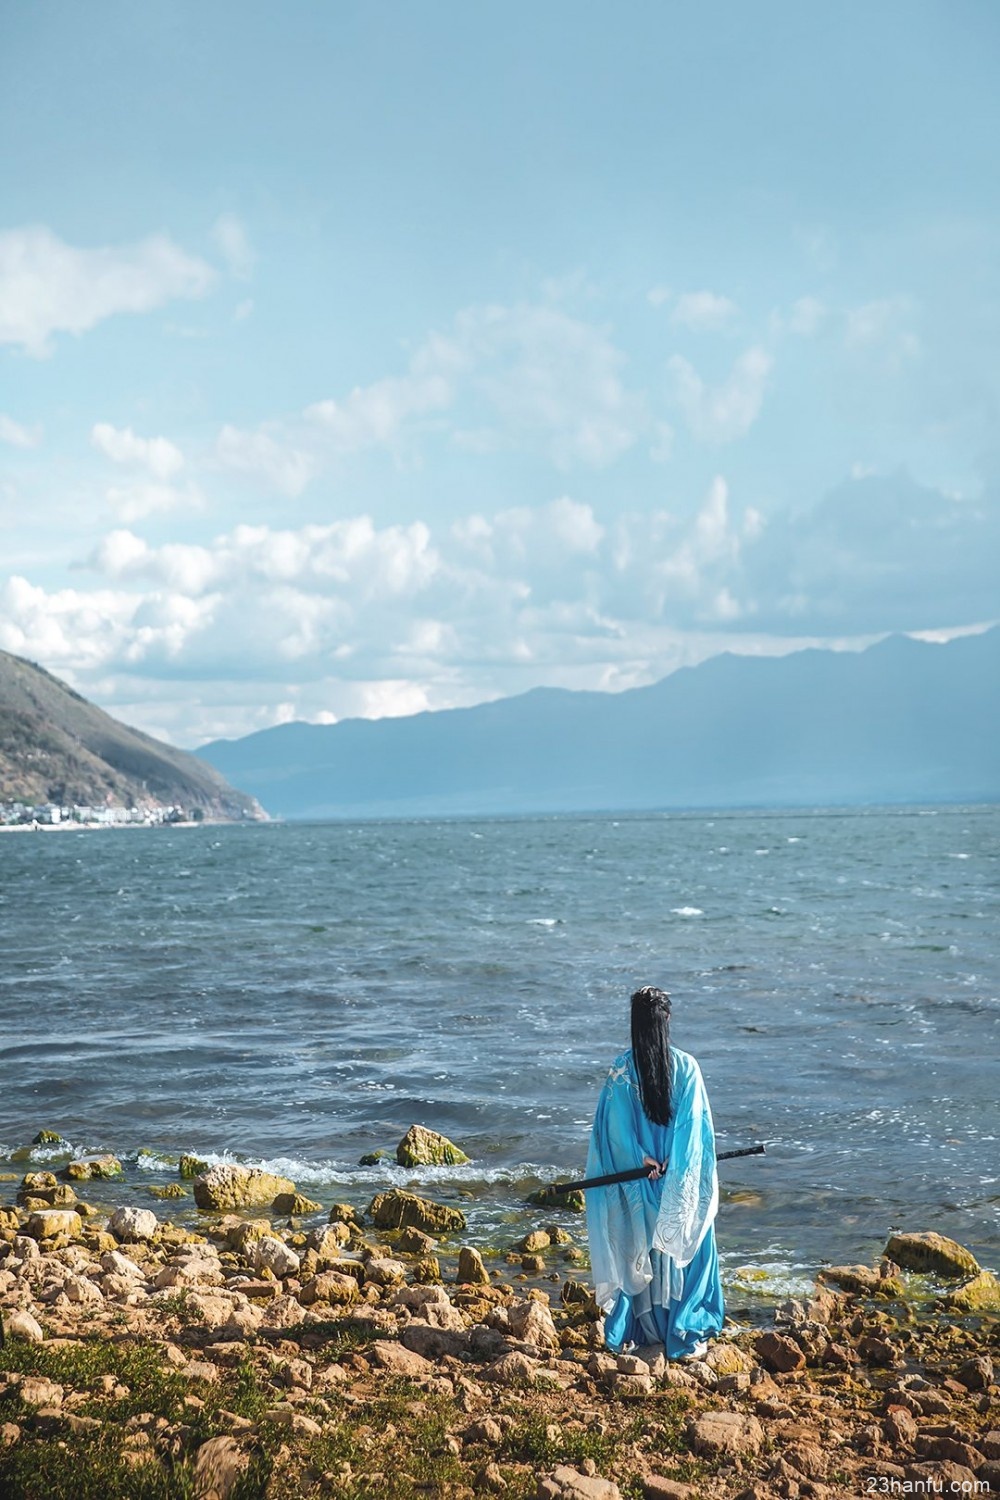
264, 1316, 378, 1363
0, 1337, 281, 1500
497, 1408, 619, 1467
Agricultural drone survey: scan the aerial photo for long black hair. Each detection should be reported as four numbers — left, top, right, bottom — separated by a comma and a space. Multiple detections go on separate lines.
630, 985, 672, 1125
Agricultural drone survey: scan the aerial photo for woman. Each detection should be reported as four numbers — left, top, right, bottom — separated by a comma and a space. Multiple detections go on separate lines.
585, 985, 724, 1359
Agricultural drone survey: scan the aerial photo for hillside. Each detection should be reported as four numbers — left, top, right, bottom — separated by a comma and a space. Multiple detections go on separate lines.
0, 650, 264, 820
198, 628, 1000, 818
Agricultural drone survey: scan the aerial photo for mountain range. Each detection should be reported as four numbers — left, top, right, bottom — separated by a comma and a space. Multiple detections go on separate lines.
0, 649, 262, 820
197, 628, 1000, 819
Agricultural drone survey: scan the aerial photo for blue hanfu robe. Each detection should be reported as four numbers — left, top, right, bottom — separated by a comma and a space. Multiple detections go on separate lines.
585, 1045, 724, 1358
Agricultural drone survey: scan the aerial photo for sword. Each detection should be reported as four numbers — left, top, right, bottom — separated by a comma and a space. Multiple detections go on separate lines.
551, 1142, 765, 1194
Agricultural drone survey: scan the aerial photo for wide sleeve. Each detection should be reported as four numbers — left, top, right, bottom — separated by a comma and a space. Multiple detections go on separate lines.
585, 1059, 655, 1312
652, 1052, 719, 1267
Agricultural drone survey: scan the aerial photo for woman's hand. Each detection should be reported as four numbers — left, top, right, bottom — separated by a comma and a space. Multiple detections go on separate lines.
643, 1155, 669, 1180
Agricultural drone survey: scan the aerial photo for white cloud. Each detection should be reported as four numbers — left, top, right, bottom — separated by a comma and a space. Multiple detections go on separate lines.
844, 298, 920, 363
215, 423, 315, 497
90, 422, 192, 519
788, 297, 826, 336
0, 226, 215, 357
91, 422, 185, 479
456, 302, 644, 468
105, 482, 199, 523
210, 214, 255, 280
305, 333, 459, 453
669, 346, 772, 443
0, 413, 42, 449
8, 464, 995, 744
647, 285, 672, 308
671, 291, 738, 331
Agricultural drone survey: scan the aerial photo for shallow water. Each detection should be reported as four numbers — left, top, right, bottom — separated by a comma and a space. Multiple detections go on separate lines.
1, 806, 998, 1296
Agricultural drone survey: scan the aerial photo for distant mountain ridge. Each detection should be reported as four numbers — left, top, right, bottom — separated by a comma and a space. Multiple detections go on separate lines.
0, 650, 263, 820
198, 628, 1000, 819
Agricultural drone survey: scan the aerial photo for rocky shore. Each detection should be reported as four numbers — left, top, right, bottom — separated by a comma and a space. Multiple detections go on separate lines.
2, 1132, 999, 1499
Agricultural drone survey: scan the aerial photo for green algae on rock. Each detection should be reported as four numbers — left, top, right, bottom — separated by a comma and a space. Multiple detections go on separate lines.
178, 1153, 209, 1178
944, 1269, 1000, 1313
395, 1124, 470, 1167
527, 1185, 586, 1213
367, 1187, 467, 1234
64, 1155, 123, 1181
884, 1231, 981, 1278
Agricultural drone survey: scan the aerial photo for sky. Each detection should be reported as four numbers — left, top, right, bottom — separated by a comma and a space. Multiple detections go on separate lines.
1, 0, 999, 747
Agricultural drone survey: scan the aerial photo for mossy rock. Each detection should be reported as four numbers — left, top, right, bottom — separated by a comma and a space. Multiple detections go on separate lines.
178, 1154, 209, 1178
149, 1183, 187, 1200
526, 1185, 585, 1213
413, 1256, 442, 1283
329, 1202, 363, 1227
158, 1223, 205, 1246
65, 1155, 123, 1181
359, 1149, 388, 1166
456, 1245, 490, 1284
884, 1231, 980, 1279
272, 1191, 323, 1216
32, 1130, 64, 1146
367, 1187, 466, 1235
820, 1264, 881, 1294
944, 1271, 1000, 1313
395, 1124, 470, 1167
82, 1230, 117, 1254
20, 1171, 57, 1193
25, 1208, 82, 1240
228, 1219, 273, 1252
193, 1164, 294, 1211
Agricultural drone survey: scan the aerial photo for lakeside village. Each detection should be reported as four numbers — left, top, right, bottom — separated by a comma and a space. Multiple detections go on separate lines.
0, 800, 205, 829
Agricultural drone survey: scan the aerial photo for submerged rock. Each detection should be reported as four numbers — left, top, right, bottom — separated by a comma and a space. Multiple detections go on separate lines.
884, 1231, 980, 1278
193, 1165, 295, 1211
395, 1124, 470, 1167
526, 1185, 586, 1214
367, 1188, 466, 1235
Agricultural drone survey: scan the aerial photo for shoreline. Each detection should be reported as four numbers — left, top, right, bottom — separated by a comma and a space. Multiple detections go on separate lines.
0, 819, 237, 833
2, 1162, 999, 1499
